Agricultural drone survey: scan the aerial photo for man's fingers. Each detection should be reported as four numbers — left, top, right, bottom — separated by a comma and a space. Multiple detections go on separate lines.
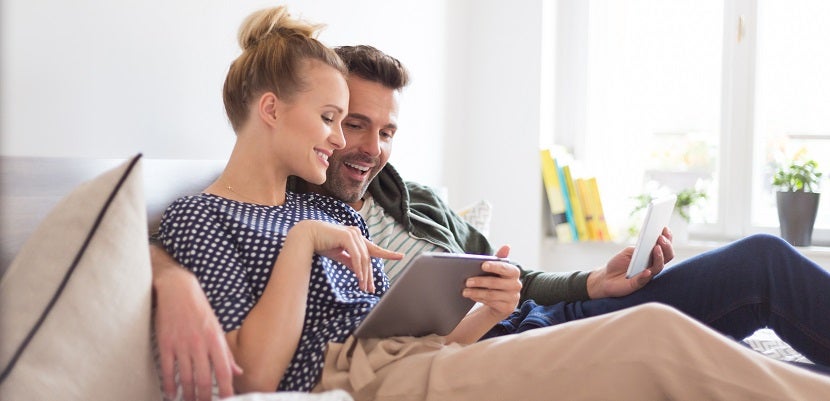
159, 348, 177, 400
495, 245, 510, 259
177, 354, 195, 401
651, 244, 665, 269
192, 351, 213, 401
662, 226, 673, 242
633, 268, 653, 288
466, 262, 522, 291
462, 287, 519, 313
211, 338, 242, 398
629, 245, 664, 288
463, 287, 501, 302
211, 346, 235, 400
481, 261, 521, 279
659, 232, 675, 262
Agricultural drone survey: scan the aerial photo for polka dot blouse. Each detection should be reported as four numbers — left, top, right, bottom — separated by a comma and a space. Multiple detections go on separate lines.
159, 192, 389, 392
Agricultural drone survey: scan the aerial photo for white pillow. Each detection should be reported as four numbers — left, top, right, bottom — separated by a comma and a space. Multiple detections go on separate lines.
0, 155, 161, 400
456, 200, 493, 237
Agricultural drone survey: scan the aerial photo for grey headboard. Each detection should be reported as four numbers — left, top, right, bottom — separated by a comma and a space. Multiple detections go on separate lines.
0, 156, 226, 276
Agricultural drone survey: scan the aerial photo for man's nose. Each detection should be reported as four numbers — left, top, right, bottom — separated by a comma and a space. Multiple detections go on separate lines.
359, 132, 382, 156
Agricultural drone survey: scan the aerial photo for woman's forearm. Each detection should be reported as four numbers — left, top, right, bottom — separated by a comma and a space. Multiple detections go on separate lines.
445, 304, 504, 345
226, 231, 315, 392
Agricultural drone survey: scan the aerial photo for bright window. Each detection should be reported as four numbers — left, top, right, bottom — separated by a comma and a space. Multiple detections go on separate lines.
550, 0, 830, 245
752, 0, 830, 233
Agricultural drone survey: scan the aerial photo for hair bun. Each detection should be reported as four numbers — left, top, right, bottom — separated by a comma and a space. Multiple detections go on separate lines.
238, 6, 324, 51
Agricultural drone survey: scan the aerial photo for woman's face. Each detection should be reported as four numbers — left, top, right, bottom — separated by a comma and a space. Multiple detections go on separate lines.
273, 60, 349, 185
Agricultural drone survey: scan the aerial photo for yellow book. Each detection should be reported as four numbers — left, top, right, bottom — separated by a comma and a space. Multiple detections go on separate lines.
576, 178, 599, 240
585, 177, 612, 241
562, 165, 589, 240
540, 150, 573, 242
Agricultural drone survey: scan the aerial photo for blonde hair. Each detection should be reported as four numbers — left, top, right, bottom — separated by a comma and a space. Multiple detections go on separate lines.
223, 6, 346, 131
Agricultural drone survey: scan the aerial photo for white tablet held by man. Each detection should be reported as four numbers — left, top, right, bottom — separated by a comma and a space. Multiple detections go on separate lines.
625, 194, 677, 279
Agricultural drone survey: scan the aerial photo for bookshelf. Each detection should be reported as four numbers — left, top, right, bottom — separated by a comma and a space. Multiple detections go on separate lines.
540, 149, 610, 243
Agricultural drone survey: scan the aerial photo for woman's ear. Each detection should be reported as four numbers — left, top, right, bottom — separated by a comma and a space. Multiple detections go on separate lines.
258, 92, 281, 128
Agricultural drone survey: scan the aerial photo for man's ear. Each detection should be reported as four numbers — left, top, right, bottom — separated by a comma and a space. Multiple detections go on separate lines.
258, 92, 281, 128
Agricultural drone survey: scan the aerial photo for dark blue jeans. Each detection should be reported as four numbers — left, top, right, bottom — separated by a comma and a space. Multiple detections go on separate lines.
485, 234, 830, 367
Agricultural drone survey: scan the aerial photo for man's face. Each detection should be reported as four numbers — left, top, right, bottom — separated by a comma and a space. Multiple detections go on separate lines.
319, 76, 400, 206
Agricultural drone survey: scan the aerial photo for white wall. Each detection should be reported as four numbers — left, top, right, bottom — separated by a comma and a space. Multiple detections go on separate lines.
0, 0, 448, 186
443, 0, 544, 266
1, 0, 546, 266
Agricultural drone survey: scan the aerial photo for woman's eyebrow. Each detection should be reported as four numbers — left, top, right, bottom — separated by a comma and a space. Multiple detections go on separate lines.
325, 104, 345, 113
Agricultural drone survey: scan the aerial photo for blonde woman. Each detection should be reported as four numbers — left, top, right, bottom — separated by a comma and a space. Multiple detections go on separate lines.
159, 4, 519, 395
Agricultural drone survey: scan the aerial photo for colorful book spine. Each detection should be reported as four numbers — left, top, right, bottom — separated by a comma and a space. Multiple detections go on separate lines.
562, 165, 589, 241
554, 158, 579, 241
585, 177, 611, 241
575, 178, 599, 240
539, 150, 574, 242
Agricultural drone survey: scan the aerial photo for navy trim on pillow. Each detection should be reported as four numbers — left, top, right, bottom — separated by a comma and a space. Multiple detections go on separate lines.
0, 154, 142, 383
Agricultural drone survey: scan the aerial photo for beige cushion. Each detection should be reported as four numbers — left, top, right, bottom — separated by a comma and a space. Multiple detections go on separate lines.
0, 155, 161, 400
456, 200, 493, 237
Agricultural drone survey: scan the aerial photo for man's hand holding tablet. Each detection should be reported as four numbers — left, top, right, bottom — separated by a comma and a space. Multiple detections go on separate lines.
625, 195, 677, 279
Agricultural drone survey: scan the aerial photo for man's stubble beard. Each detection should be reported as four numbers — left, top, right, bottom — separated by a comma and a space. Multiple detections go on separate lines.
322, 165, 371, 204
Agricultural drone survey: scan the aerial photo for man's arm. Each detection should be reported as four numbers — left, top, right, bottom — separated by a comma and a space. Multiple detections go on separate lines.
401, 178, 595, 305
385, 169, 669, 306
521, 227, 674, 304
519, 269, 592, 305
150, 244, 242, 401
584, 227, 675, 299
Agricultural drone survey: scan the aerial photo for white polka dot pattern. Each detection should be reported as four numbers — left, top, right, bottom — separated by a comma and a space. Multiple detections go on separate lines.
159, 192, 389, 392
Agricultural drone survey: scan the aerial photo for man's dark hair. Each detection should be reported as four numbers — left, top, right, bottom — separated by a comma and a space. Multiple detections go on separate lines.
335, 45, 410, 90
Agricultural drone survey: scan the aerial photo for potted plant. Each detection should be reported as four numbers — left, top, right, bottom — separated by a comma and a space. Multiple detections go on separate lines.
772, 159, 822, 246
673, 188, 708, 222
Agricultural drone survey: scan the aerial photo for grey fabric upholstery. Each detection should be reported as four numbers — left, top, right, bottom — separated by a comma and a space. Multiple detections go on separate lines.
0, 157, 226, 277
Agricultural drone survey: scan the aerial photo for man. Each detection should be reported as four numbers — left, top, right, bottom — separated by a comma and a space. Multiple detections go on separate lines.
291, 46, 830, 360
290, 45, 670, 306
152, 45, 830, 400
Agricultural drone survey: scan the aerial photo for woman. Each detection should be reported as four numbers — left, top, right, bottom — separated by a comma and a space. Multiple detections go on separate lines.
159, 5, 518, 394
159, 5, 830, 400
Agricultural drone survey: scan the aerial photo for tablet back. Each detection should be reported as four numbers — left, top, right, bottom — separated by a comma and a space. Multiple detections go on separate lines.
353, 252, 499, 339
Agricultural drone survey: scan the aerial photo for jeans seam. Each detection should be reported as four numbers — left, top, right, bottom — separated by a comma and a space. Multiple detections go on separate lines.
770, 304, 830, 353
701, 296, 764, 328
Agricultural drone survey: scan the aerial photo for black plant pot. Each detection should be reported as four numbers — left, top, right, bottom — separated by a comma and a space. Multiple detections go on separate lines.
776, 191, 820, 246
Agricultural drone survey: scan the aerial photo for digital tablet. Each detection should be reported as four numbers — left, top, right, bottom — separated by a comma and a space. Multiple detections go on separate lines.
625, 194, 676, 279
353, 252, 502, 339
